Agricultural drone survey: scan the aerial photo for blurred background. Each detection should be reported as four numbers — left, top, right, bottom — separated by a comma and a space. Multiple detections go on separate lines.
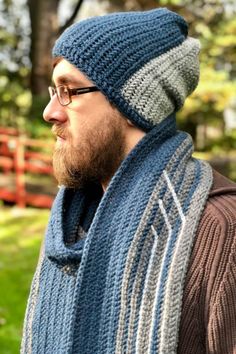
0, 0, 236, 352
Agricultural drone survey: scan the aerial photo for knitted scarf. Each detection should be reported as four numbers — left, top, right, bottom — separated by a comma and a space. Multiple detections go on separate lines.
21, 115, 212, 354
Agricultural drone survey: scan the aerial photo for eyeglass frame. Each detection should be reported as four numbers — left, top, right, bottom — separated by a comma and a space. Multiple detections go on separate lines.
48, 85, 100, 106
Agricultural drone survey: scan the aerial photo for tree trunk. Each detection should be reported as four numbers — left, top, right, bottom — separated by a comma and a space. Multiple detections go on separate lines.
28, 0, 60, 95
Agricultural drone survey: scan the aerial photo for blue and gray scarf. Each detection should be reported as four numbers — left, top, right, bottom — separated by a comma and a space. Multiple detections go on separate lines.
21, 115, 212, 354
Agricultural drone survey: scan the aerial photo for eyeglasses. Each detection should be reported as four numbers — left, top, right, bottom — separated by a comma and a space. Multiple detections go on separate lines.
48, 85, 99, 106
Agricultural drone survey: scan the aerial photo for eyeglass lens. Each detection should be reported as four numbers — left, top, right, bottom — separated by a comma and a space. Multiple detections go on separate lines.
48, 86, 70, 105
58, 86, 70, 105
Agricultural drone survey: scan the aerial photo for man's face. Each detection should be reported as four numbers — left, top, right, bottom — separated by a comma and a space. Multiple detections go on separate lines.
43, 59, 127, 189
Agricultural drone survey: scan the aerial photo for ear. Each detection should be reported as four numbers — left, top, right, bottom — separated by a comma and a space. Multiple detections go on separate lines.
127, 119, 135, 127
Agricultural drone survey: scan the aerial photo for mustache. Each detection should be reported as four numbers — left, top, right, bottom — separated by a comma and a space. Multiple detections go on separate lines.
51, 125, 70, 140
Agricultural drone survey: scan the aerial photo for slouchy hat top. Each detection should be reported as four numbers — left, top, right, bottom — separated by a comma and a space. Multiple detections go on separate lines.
53, 8, 200, 131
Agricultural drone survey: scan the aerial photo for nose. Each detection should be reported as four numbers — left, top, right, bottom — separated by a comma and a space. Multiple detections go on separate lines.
43, 96, 67, 124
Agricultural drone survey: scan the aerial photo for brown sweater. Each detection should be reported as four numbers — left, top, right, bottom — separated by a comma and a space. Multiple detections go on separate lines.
178, 170, 236, 354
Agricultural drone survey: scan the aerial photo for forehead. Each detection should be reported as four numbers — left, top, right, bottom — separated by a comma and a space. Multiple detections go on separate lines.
52, 59, 93, 86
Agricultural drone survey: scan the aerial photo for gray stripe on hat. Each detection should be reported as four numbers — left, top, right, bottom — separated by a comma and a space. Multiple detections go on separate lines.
121, 38, 200, 125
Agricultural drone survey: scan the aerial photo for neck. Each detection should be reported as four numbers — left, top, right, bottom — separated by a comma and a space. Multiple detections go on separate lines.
101, 126, 146, 192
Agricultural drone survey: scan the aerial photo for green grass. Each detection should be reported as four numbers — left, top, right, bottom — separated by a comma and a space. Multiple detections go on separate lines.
0, 206, 49, 354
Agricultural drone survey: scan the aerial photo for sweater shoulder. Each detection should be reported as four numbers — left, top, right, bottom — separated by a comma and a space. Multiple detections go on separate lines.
182, 170, 236, 295
182, 175, 236, 311
209, 169, 236, 197
193, 169, 236, 281
201, 169, 236, 235
178, 172, 236, 353
202, 169, 236, 240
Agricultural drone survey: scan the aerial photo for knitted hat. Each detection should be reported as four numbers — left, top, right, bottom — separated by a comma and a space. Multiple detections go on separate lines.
53, 8, 200, 131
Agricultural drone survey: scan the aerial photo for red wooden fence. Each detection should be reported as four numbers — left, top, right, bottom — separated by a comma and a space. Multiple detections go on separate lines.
0, 127, 56, 208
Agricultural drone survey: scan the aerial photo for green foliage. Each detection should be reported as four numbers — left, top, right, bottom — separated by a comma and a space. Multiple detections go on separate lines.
176, 3, 236, 151
0, 206, 49, 353
0, 69, 32, 133
207, 129, 236, 152
27, 95, 52, 139
158, 0, 182, 5
0, 70, 51, 138
0, 0, 32, 133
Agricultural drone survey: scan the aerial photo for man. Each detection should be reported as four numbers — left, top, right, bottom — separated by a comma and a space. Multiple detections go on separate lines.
21, 8, 236, 354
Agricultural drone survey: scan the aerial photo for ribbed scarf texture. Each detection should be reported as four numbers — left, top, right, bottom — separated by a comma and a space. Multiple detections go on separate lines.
21, 115, 213, 354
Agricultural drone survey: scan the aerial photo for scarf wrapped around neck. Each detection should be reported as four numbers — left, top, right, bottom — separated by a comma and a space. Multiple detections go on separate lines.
21, 114, 212, 354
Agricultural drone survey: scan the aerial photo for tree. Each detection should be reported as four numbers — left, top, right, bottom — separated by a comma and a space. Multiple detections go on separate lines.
27, 0, 85, 95
0, 0, 85, 132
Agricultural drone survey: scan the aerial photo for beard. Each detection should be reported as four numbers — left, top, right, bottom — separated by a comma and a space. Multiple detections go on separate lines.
52, 111, 126, 189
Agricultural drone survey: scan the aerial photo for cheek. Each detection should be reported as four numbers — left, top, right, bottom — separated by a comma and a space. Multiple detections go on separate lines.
66, 98, 119, 144
66, 114, 88, 144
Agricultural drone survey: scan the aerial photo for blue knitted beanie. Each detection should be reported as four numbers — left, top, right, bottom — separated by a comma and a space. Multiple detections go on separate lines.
53, 8, 200, 131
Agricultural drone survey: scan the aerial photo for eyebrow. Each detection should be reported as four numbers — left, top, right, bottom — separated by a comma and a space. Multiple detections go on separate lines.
52, 74, 87, 87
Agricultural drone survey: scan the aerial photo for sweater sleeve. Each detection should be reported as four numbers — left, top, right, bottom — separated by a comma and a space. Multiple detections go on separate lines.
206, 194, 236, 354
178, 192, 236, 354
